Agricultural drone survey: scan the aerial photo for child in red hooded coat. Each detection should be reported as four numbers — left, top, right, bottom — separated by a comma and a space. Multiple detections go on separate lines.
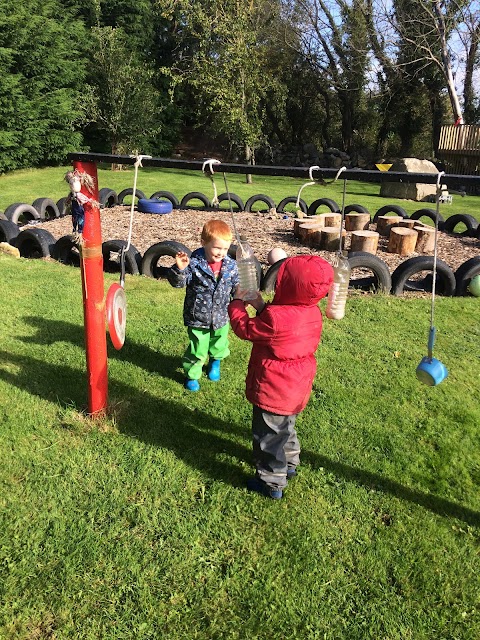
228, 255, 334, 499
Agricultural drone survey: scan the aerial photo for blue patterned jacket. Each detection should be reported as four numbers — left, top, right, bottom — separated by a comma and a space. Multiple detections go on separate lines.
168, 248, 239, 330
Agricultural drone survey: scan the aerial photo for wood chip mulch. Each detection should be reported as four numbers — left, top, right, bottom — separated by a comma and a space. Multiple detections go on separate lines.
35, 205, 479, 274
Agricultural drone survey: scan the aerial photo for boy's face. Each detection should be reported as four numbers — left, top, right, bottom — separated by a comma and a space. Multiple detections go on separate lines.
202, 237, 230, 263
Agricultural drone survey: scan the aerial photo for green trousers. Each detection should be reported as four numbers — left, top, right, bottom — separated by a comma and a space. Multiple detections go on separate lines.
183, 325, 230, 380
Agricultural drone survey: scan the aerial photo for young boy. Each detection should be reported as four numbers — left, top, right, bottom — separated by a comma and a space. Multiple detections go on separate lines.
228, 255, 334, 499
168, 219, 239, 391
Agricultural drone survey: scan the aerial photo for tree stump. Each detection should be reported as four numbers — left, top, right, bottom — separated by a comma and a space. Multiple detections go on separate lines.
376, 215, 403, 236
298, 222, 325, 245
294, 216, 319, 238
350, 230, 379, 254
345, 212, 370, 231
396, 219, 417, 229
414, 225, 435, 252
388, 227, 418, 255
324, 213, 342, 228
319, 226, 346, 251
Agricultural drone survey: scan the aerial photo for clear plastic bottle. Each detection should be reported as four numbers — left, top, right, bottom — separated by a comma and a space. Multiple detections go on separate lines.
326, 252, 351, 320
236, 238, 258, 301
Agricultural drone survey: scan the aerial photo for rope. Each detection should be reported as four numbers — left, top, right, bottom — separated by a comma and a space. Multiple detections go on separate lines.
334, 166, 347, 254
202, 158, 221, 206
120, 153, 151, 287
431, 171, 444, 329
295, 165, 320, 209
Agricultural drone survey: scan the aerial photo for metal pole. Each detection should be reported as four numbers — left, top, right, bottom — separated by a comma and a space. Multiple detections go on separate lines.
73, 159, 108, 415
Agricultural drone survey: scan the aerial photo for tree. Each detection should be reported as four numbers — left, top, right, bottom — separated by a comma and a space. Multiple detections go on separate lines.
279, 0, 371, 153
83, 25, 168, 157
160, 0, 279, 169
0, 0, 85, 172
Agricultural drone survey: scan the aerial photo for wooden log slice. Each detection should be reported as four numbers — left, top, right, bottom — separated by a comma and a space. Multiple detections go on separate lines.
320, 226, 346, 251
293, 216, 318, 238
376, 215, 403, 236
345, 212, 371, 231
298, 222, 325, 245
350, 230, 379, 254
414, 225, 435, 252
388, 227, 418, 256
396, 219, 417, 229
324, 213, 342, 228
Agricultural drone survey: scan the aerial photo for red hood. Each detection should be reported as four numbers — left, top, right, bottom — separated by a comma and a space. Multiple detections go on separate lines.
273, 255, 334, 306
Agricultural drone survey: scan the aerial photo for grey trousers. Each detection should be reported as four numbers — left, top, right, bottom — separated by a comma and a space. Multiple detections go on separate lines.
252, 405, 300, 490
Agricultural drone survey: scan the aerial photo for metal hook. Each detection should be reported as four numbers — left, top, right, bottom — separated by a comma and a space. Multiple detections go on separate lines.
296, 165, 321, 209
202, 158, 221, 175
334, 166, 347, 181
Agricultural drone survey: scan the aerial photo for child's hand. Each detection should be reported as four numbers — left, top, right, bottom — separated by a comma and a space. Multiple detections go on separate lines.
247, 291, 266, 313
175, 251, 190, 270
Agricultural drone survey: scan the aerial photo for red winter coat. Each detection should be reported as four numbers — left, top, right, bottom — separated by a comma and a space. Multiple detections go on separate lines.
228, 255, 334, 415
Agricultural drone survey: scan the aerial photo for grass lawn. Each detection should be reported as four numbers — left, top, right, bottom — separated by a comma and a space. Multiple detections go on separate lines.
0, 254, 479, 639
1, 165, 480, 224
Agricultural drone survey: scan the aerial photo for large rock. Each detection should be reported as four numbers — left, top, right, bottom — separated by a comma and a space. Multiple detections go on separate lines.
380, 158, 440, 201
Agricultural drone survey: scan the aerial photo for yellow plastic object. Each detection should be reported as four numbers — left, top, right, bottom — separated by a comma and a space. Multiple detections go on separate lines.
375, 163, 393, 172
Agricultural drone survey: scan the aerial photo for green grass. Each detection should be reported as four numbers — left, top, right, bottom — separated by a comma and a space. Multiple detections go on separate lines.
0, 254, 479, 638
1, 165, 480, 224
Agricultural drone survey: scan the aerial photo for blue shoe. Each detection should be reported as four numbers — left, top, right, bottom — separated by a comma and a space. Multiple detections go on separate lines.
207, 359, 221, 381
184, 378, 200, 392
287, 467, 297, 479
246, 477, 283, 500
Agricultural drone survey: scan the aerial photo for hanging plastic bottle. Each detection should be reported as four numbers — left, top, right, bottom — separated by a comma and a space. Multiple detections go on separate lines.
236, 237, 258, 301
326, 251, 351, 320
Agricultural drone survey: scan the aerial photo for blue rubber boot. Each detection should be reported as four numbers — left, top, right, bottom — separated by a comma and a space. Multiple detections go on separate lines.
287, 467, 297, 479
184, 378, 200, 392
207, 359, 221, 381
246, 477, 283, 500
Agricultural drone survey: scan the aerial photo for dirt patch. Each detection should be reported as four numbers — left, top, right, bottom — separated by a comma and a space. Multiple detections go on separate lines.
35, 205, 479, 274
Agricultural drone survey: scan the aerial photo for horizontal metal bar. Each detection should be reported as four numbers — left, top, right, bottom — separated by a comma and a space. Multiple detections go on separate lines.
67, 152, 480, 187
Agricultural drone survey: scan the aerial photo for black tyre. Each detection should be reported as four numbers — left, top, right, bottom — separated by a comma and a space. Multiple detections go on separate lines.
56, 197, 68, 217
102, 239, 142, 275
373, 204, 408, 223
141, 240, 192, 279
180, 192, 211, 210
14, 228, 56, 258
99, 188, 118, 208
32, 197, 60, 220
244, 194, 275, 213
391, 257, 456, 296
260, 258, 288, 293
307, 198, 340, 215
442, 213, 478, 237
477, 225, 480, 240
344, 204, 370, 216
277, 197, 308, 215
410, 208, 445, 230
0, 220, 20, 243
4, 203, 41, 226
52, 235, 81, 267
454, 257, 480, 296
149, 191, 180, 208
216, 193, 245, 212
347, 252, 392, 293
117, 188, 146, 205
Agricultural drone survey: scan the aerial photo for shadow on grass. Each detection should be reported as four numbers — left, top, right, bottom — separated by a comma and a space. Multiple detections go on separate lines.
5, 317, 480, 526
0, 345, 251, 489
21, 316, 182, 380
302, 451, 480, 527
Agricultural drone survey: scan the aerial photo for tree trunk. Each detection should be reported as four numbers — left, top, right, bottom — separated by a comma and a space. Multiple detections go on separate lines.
245, 143, 254, 185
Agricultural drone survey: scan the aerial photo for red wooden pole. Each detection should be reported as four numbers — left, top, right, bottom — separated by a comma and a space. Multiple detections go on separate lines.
73, 160, 108, 415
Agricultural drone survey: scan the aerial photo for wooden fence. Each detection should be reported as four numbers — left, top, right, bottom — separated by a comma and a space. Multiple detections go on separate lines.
438, 125, 480, 175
